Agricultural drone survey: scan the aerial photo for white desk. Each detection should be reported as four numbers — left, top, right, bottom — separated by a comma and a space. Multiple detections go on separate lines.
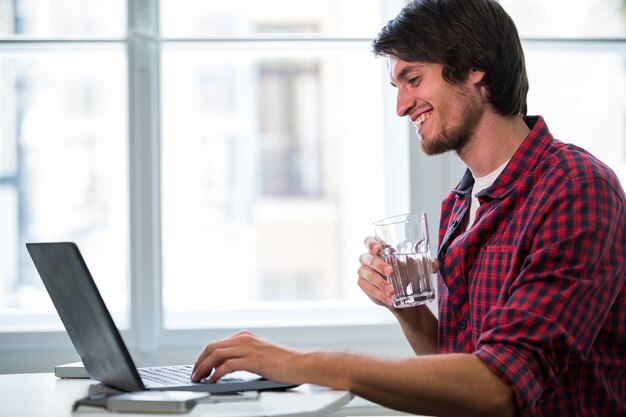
0, 373, 353, 417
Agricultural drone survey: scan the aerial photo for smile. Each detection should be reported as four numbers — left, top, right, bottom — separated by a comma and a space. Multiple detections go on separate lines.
413, 111, 432, 130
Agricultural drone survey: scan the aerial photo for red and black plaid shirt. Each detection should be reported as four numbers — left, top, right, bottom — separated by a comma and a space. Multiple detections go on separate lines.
437, 116, 626, 416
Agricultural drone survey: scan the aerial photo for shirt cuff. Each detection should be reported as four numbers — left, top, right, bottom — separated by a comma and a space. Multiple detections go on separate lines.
475, 343, 546, 417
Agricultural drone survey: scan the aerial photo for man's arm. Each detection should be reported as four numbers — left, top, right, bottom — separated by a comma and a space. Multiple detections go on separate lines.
309, 350, 516, 417
192, 331, 516, 417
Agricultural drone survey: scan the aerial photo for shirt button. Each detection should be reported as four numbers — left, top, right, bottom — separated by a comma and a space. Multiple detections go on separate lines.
451, 220, 459, 227
458, 320, 467, 330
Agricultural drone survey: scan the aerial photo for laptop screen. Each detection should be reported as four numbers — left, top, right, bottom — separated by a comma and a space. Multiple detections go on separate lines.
26, 242, 144, 392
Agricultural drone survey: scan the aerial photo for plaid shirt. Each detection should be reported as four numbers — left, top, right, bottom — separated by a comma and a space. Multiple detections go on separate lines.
436, 116, 626, 416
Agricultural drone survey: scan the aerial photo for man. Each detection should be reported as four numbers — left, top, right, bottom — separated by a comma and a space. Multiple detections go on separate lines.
192, 1, 626, 416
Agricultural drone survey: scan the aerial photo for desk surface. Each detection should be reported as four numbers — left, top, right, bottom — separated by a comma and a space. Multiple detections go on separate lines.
0, 373, 353, 417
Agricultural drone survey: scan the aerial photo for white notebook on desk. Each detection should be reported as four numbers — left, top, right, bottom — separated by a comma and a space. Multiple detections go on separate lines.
55, 361, 90, 379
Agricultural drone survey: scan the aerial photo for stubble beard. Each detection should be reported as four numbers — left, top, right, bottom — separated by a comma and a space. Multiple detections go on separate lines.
419, 87, 483, 157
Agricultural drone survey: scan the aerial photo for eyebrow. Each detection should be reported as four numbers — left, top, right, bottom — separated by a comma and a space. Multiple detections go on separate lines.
391, 63, 426, 87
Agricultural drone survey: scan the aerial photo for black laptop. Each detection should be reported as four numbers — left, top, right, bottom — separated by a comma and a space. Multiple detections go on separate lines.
26, 242, 296, 393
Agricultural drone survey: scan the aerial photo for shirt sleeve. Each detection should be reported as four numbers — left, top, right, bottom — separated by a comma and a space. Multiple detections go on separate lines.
474, 171, 626, 416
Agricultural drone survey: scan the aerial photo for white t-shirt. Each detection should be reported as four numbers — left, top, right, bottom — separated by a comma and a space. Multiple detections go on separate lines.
468, 159, 510, 226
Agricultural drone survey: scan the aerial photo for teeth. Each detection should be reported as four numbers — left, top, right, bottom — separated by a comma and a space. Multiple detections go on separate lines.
414, 112, 430, 129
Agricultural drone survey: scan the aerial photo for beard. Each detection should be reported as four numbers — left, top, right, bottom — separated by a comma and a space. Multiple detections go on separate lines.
419, 86, 483, 156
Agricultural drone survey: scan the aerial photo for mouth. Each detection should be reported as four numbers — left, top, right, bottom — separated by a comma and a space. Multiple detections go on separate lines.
411, 110, 433, 131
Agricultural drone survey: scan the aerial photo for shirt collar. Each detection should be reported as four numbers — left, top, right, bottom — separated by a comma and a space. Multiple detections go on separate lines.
452, 115, 553, 200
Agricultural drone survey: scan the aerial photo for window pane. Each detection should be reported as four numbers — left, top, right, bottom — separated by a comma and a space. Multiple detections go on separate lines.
161, 43, 387, 323
160, 0, 382, 38
0, 47, 129, 329
501, 0, 626, 38
0, 0, 126, 37
525, 43, 626, 184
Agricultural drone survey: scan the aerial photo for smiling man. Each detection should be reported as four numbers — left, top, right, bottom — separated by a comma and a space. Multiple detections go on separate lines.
192, 1, 626, 416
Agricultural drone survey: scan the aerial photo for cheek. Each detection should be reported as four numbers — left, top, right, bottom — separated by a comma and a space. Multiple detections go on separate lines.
447, 89, 477, 122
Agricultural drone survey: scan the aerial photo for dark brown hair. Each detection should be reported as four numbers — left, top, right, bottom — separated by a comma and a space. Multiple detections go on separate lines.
372, 0, 528, 116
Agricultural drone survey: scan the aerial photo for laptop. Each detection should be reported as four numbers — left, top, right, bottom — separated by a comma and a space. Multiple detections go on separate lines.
26, 241, 296, 394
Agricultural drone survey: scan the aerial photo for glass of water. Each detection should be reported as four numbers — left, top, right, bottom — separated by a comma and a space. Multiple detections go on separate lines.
373, 213, 436, 308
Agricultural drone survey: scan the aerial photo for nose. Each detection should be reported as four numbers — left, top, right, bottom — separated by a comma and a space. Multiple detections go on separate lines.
396, 86, 415, 118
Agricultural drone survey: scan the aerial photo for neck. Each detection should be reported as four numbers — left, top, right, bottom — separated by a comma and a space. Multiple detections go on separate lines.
458, 113, 530, 178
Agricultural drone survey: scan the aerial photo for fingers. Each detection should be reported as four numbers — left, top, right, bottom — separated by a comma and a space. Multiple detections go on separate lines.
357, 271, 394, 306
193, 346, 239, 382
360, 239, 393, 277
358, 236, 397, 307
192, 331, 252, 382
364, 235, 393, 259
431, 259, 440, 273
209, 358, 247, 383
357, 254, 394, 308
364, 235, 382, 255
191, 343, 219, 382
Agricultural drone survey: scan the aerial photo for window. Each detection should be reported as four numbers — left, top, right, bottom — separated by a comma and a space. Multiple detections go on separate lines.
159, 1, 395, 327
524, 44, 626, 182
502, 0, 626, 184
0, 0, 125, 38
501, 0, 625, 39
0, 0, 128, 331
159, 0, 381, 38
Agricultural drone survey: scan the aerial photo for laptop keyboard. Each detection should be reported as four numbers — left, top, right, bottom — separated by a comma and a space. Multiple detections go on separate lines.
138, 365, 244, 385
139, 365, 195, 385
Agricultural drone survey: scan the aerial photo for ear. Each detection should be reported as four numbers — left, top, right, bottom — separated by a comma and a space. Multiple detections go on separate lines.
468, 69, 486, 86
468, 69, 489, 100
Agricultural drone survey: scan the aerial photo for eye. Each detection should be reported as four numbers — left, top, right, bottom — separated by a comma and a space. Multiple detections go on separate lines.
408, 76, 421, 87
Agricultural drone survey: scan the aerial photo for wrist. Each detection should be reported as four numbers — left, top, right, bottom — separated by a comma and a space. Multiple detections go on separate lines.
299, 350, 352, 391
391, 303, 427, 318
